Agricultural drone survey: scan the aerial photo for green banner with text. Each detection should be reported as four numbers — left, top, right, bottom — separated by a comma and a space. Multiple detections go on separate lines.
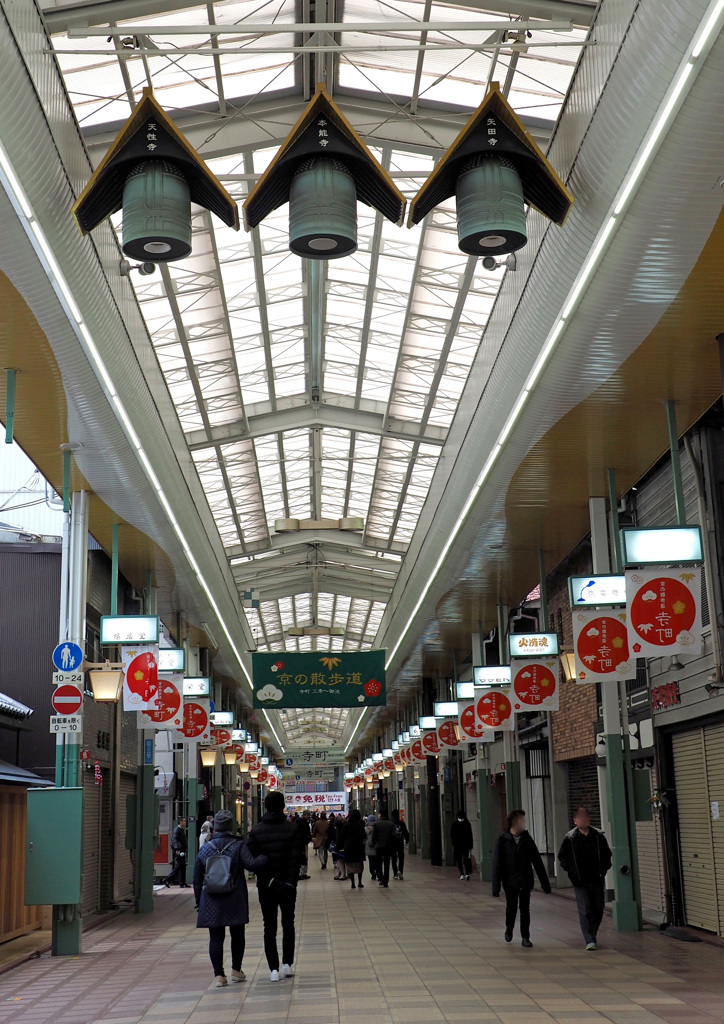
252, 650, 386, 708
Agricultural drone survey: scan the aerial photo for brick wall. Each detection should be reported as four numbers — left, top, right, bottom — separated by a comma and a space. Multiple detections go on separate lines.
545, 540, 600, 762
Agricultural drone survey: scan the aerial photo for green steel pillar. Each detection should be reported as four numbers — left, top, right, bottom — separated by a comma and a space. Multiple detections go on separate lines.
406, 784, 416, 853
5, 368, 16, 444
592, 492, 640, 931
135, 730, 156, 913
419, 785, 429, 860
498, 602, 520, 810
665, 400, 687, 526
477, 767, 495, 881
111, 524, 119, 615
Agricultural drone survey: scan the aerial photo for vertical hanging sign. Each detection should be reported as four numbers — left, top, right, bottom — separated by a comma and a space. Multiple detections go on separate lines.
138, 672, 182, 729
475, 689, 514, 731
179, 697, 211, 744
626, 567, 702, 657
122, 644, 159, 711
572, 609, 634, 683
509, 658, 560, 710
437, 719, 459, 748
458, 701, 494, 742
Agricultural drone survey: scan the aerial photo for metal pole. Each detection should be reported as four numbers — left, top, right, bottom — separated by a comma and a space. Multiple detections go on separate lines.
607, 469, 623, 573
4, 368, 16, 444
498, 603, 521, 809
111, 524, 119, 615
590, 496, 639, 931
539, 549, 548, 628
665, 400, 687, 526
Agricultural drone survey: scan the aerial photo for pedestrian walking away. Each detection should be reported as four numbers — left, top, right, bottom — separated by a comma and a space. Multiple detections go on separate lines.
165, 816, 189, 887
451, 809, 474, 880
311, 812, 330, 869
344, 808, 367, 889
390, 809, 409, 880
193, 809, 269, 988
364, 814, 378, 881
558, 806, 612, 951
371, 810, 395, 887
492, 809, 551, 947
246, 791, 305, 982
296, 810, 312, 880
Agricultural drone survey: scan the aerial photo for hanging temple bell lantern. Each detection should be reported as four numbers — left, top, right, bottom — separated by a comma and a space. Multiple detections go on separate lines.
73, 87, 239, 261
409, 84, 573, 257
243, 85, 406, 259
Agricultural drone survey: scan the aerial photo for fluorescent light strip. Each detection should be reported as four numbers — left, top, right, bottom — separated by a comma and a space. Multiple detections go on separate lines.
262, 710, 285, 753
0, 149, 259, 720
345, 707, 369, 754
383, 2, 722, 675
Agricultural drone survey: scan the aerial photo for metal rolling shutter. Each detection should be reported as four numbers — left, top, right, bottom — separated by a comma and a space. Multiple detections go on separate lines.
82, 775, 101, 916
635, 766, 667, 918
705, 723, 724, 930
465, 777, 480, 863
673, 730, 719, 933
115, 772, 136, 905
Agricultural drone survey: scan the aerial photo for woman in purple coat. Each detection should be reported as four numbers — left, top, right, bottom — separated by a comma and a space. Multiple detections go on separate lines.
193, 809, 268, 987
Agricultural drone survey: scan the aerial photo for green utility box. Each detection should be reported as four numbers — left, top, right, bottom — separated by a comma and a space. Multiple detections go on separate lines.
25, 787, 82, 905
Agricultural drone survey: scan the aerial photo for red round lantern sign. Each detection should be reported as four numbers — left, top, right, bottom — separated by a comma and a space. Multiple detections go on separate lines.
182, 701, 209, 739
267, 774, 278, 789
459, 703, 486, 739
247, 754, 260, 771
422, 731, 442, 755
476, 691, 512, 730
257, 767, 269, 784
438, 719, 459, 747
143, 678, 181, 724
212, 728, 232, 746
383, 757, 395, 772
411, 739, 425, 762
629, 577, 696, 648
126, 651, 159, 705
513, 663, 557, 706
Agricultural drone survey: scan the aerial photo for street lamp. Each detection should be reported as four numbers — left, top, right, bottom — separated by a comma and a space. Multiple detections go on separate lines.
223, 749, 238, 766
199, 748, 218, 768
86, 661, 124, 701
560, 652, 577, 683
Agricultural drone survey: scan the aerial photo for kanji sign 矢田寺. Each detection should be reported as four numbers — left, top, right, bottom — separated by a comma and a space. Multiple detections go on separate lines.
510, 659, 560, 710
252, 651, 386, 708
572, 609, 634, 683
626, 567, 702, 657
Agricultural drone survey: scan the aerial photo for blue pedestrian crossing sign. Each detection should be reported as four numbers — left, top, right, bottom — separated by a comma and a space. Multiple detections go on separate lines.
52, 642, 84, 672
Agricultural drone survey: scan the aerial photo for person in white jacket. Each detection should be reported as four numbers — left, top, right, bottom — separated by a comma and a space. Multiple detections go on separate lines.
198, 818, 213, 850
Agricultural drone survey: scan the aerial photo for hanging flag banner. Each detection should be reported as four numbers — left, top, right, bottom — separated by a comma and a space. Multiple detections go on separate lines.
410, 738, 427, 763
510, 658, 560, 710
626, 567, 702, 657
437, 719, 459, 748
421, 730, 442, 756
459, 701, 487, 739
475, 689, 514, 731
122, 644, 159, 711
138, 672, 182, 728
572, 609, 633, 683
210, 727, 232, 747
180, 697, 211, 744
252, 650, 385, 708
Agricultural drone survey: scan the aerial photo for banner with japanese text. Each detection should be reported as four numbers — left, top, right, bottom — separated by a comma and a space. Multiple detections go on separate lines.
458, 701, 494, 741
626, 567, 702, 657
122, 644, 159, 712
252, 650, 385, 708
180, 697, 211, 744
138, 672, 182, 729
437, 719, 459, 747
572, 609, 633, 683
510, 658, 560, 710
475, 689, 514, 731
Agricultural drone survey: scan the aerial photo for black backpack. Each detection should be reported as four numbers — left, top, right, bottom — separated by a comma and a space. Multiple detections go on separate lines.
393, 823, 404, 841
203, 837, 239, 895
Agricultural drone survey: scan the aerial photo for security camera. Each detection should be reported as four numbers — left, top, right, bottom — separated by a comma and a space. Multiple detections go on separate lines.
482, 255, 497, 271
139, 261, 156, 276
120, 259, 157, 277
505, 253, 517, 271
705, 682, 720, 697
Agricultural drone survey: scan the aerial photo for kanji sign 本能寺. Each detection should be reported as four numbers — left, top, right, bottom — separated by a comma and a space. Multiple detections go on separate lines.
252, 651, 386, 708
510, 659, 560, 710
626, 567, 702, 657
572, 609, 634, 683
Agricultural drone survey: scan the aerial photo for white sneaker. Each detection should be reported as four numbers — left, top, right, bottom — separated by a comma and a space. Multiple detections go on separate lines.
270, 970, 280, 982
230, 969, 246, 983
465, 875, 470, 880
460, 874, 465, 880
281, 964, 295, 978
215, 976, 228, 987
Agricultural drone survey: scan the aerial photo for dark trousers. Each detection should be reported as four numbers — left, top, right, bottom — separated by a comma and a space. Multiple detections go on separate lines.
258, 886, 297, 970
208, 924, 245, 976
368, 854, 378, 879
454, 849, 473, 876
391, 842, 405, 877
574, 881, 606, 944
166, 853, 186, 886
504, 886, 531, 939
378, 850, 391, 885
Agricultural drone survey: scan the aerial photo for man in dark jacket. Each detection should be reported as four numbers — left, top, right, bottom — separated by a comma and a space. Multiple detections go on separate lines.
492, 809, 551, 947
451, 810, 474, 880
296, 811, 312, 880
193, 809, 268, 986
390, 809, 410, 881
371, 811, 395, 887
165, 816, 189, 888
558, 806, 612, 951
246, 792, 305, 982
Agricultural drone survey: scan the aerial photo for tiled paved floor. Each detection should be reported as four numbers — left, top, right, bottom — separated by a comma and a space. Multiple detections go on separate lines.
1, 856, 724, 1024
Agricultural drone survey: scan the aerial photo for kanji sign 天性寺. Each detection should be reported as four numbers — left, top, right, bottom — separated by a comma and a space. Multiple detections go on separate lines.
572, 609, 634, 683
252, 651, 386, 708
626, 568, 702, 657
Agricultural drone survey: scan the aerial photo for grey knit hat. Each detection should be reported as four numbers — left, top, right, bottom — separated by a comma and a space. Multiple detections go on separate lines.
213, 809, 234, 833
367, 814, 376, 824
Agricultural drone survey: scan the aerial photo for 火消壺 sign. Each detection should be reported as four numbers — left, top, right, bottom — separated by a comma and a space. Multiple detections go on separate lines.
252, 650, 386, 708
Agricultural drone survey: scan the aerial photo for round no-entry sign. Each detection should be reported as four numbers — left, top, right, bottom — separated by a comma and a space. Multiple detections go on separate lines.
52, 684, 83, 715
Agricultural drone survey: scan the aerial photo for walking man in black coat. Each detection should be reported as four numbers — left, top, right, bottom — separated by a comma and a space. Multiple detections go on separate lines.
492, 809, 551, 947
246, 792, 305, 982
557, 805, 612, 951
165, 816, 189, 887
